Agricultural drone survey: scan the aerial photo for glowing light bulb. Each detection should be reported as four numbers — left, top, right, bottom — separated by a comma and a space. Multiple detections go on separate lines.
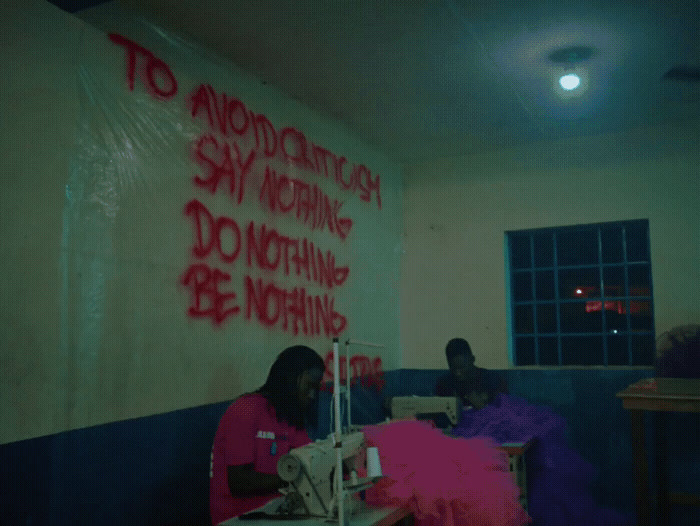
559, 74, 581, 90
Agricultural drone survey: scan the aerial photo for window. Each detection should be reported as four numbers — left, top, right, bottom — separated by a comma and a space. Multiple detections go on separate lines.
507, 220, 655, 366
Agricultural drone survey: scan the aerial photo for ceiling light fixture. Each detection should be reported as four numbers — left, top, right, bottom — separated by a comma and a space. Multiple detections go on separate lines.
559, 73, 581, 90
549, 46, 595, 97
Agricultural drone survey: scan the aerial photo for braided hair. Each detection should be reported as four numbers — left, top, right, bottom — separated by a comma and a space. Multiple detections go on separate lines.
257, 345, 325, 429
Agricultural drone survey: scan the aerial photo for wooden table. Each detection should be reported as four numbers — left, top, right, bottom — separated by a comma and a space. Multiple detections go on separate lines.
616, 378, 700, 526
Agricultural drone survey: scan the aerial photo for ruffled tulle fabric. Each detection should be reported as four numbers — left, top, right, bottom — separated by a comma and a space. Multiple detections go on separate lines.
361, 420, 531, 526
452, 394, 634, 526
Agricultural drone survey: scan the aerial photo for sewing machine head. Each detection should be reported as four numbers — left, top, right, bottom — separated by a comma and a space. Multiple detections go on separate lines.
390, 396, 461, 428
275, 431, 378, 518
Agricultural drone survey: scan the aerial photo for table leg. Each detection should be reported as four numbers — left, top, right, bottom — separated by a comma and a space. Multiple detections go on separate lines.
630, 409, 651, 526
655, 412, 669, 526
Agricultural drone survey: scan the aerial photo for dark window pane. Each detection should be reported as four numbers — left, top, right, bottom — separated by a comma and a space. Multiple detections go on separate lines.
515, 305, 534, 334
534, 232, 554, 267
562, 336, 603, 365
628, 264, 651, 296
631, 334, 655, 365
539, 337, 559, 365
605, 308, 628, 331
601, 226, 624, 264
560, 302, 602, 332
603, 266, 626, 297
513, 272, 532, 302
558, 228, 598, 265
511, 234, 531, 269
536, 303, 557, 333
509, 220, 654, 367
607, 335, 629, 365
516, 337, 535, 365
629, 300, 653, 330
535, 270, 555, 300
559, 268, 600, 299
626, 221, 649, 262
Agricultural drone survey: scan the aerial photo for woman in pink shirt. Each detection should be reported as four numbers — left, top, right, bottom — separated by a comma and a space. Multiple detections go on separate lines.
209, 346, 324, 525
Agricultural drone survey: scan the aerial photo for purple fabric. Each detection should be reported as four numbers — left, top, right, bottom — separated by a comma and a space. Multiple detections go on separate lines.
452, 395, 633, 526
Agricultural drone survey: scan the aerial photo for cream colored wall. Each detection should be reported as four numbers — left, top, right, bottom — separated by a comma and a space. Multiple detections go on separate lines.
1, 2, 83, 443
401, 122, 700, 369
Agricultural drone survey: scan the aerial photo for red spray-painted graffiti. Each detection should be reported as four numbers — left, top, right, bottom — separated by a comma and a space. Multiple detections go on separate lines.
244, 276, 346, 336
183, 199, 350, 334
109, 34, 177, 100
179, 263, 347, 336
184, 199, 242, 264
184, 199, 349, 289
108, 35, 381, 210
188, 83, 382, 209
181, 263, 239, 325
321, 352, 385, 391
259, 166, 353, 240
108, 34, 389, 342
192, 134, 256, 205
246, 222, 349, 288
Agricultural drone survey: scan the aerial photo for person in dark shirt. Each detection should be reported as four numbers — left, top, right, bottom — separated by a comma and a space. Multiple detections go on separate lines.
435, 338, 507, 409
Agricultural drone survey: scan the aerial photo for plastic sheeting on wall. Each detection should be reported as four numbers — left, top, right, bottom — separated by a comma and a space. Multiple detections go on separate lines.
1, 1, 402, 444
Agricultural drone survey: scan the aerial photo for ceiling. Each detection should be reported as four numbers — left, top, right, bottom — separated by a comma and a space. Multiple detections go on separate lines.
65, 0, 700, 163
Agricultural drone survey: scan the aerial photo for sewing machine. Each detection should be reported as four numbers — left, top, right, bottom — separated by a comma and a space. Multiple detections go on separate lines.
390, 396, 461, 428
274, 431, 381, 518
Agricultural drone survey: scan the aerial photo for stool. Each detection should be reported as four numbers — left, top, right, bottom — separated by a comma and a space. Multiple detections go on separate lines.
499, 440, 533, 512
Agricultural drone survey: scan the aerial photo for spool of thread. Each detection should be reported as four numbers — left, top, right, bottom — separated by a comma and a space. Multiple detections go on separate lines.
366, 447, 382, 478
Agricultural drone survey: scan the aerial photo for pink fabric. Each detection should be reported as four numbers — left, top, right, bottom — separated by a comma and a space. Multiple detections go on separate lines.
361, 420, 531, 526
209, 393, 311, 525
